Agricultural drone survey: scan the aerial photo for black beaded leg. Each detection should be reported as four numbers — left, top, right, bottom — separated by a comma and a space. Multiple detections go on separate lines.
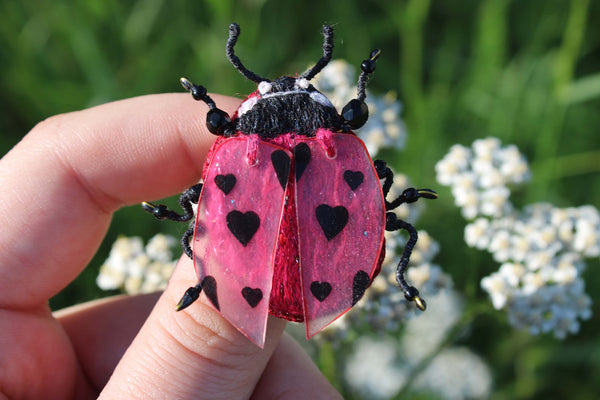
142, 184, 203, 222
181, 224, 194, 260
387, 187, 438, 210
385, 212, 426, 311
175, 282, 202, 311
374, 159, 437, 211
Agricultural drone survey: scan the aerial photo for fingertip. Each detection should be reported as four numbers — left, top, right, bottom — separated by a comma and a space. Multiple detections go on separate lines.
99, 256, 286, 400
164, 257, 287, 353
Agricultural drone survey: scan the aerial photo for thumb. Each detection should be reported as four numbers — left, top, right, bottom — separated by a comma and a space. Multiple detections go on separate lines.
99, 256, 286, 400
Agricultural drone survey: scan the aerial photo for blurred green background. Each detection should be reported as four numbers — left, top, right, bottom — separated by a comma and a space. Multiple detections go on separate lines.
2, 0, 600, 399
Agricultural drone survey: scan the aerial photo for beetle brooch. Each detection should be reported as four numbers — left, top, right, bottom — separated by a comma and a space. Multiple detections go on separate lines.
143, 23, 437, 347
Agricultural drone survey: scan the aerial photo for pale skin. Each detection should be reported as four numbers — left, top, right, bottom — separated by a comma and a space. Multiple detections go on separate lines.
0, 93, 342, 400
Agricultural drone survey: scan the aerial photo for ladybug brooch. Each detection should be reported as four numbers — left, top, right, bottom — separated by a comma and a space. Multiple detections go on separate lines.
143, 23, 437, 347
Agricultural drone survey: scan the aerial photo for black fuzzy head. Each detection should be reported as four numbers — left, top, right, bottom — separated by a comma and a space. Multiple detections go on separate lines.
235, 76, 343, 137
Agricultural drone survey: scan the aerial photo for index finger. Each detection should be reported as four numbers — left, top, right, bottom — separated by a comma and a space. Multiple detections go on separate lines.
0, 93, 240, 308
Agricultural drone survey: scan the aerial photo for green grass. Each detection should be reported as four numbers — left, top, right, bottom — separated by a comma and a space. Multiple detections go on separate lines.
2, 1, 600, 398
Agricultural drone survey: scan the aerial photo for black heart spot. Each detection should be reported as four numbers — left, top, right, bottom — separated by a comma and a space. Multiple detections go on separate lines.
241, 287, 263, 308
226, 210, 260, 246
344, 170, 364, 191
352, 270, 370, 306
271, 150, 291, 190
201, 276, 220, 311
310, 281, 332, 302
315, 204, 349, 241
214, 174, 236, 195
294, 143, 311, 181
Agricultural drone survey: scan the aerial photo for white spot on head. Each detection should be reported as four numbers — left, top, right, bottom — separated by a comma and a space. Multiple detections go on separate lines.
296, 78, 310, 89
238, 96, 259, 116
258, 81, 272, 95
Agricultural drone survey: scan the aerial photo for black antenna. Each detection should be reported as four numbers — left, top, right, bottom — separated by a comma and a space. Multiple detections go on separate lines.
226, 23, 269, 83
357, 49, 380, 101
301, 25, 334, 80
340, 49, 381, 129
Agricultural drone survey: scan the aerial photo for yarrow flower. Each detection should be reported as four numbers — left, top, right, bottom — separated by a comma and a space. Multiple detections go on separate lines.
344, 337, 406, 399
344, 291, 493, 400
97, 234, 177, 295
313, 60, 408, 156
436, 137, 530, 219
437, 138, 596, 338
413, 346, 493, 400
475, 204, 595, 338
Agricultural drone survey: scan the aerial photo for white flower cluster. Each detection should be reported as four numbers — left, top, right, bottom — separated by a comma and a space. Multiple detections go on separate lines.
437, 138, 596, 338
344, 337, 406, 399
404, 293, 492, 400
312, 60, 408, 156
97, 234, 177, 295
436, 137, 530, 219
413, 346, 493, 400
344, 291, 492, 400
475, 204, 595, 338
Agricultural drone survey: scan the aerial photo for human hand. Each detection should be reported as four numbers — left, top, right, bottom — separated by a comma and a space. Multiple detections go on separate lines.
0, 94, 342, 399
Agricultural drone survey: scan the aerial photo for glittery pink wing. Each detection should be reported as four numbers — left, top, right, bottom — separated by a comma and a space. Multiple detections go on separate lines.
295, 130, 386, 338
193, 136, 290, 347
